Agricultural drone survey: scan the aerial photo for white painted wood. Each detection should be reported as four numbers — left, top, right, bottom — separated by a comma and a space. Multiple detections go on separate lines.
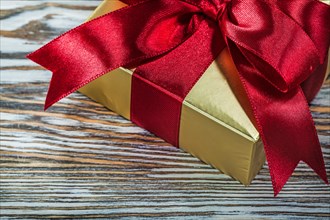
1, 1, 329, 219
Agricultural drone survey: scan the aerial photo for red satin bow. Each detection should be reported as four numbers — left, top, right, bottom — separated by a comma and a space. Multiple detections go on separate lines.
27, 0, 329, 196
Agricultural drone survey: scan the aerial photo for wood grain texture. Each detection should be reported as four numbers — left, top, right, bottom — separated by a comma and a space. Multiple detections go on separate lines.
0, 1, 329, 219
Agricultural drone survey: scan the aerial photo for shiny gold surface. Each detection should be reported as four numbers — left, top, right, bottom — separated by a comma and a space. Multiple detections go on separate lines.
88, 0, 127, 20
79, 0, 265, 185
179, 102, 264, 185
183, 49, 259, 140
180, 49, 263, 185
79, 68, 132, 120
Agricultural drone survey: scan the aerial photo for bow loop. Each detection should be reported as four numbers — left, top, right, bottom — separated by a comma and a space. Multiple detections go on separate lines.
221, 0, 323, 93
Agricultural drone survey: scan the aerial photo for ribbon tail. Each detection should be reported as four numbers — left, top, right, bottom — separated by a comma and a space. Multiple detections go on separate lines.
27, 0, 191, 110
266, 88, 328, 196
226, 40, 328, 196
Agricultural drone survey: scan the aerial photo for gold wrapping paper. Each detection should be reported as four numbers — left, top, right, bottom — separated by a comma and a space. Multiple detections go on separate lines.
79, 0, 266, 185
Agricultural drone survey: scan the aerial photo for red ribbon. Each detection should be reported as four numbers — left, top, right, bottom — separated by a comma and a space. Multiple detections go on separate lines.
27, 0, 329, 196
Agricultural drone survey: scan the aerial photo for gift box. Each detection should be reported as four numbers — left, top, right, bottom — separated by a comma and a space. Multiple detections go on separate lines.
28, 0, 329, 195
80, 0, 265, 185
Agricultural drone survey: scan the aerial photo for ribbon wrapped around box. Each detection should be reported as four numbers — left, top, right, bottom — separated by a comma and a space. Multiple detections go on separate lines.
27, 0, 330, 196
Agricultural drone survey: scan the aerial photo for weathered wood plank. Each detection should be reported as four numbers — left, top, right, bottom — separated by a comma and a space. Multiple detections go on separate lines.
1, 1, 329, 219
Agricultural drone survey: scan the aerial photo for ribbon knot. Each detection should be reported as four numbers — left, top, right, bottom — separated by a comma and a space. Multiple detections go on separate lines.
215, 0, 231, 20
184, 0, 231, 21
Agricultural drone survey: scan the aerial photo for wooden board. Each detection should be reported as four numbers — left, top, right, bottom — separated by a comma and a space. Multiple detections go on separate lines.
1, 1, 329, 219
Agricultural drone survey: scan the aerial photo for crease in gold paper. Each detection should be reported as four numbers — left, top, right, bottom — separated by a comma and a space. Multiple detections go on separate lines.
183, 49, 259, 141
179, 49, 263, 185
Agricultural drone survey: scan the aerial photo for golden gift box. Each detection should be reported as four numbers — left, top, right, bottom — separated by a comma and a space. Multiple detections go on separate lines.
79, 0, 266, 185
